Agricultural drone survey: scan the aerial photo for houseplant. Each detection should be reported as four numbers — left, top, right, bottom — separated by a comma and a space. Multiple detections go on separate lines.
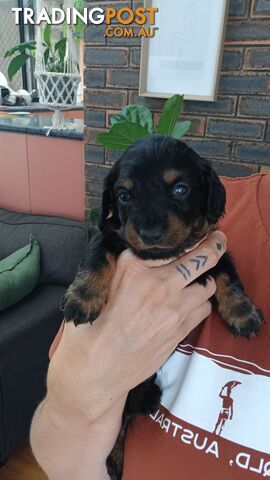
4, 0, 84, 106
97, 94, 191, 151
4, 0, 84, 82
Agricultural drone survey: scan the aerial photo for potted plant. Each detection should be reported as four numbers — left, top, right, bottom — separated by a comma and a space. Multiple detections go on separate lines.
4, 0, 84, 106
97, 94, 191, 151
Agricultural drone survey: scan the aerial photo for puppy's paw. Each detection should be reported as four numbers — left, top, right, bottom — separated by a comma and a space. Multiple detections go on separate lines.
62, 295, 88, 326
62, 270, 108, 326
226, 299, 264, 339
106, 455, 123, 480
215, 272, 264, 340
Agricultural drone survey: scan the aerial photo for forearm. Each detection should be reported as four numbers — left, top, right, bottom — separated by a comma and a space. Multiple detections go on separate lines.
30, 395, 126, 480
30, 235, 225, 479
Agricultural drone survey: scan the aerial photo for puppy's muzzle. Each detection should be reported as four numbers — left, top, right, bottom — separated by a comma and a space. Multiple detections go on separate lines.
138, 226, 165, 245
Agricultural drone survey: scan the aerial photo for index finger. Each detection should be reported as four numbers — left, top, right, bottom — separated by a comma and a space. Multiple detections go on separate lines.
161, 231, 227, 288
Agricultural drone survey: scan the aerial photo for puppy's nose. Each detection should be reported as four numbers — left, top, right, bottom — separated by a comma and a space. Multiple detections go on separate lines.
139, 226, 164, 245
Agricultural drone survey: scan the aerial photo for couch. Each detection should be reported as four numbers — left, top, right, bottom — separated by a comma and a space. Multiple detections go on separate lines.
0, 208, 89, 465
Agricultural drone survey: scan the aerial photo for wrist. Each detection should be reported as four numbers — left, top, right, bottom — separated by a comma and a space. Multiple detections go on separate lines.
35, 394, 126, 456
47, 355, 128, 425
31, 397, 121, 480
46, 386, 127, 431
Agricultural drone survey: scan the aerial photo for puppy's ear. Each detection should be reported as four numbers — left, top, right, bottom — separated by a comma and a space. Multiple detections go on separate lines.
202, 160, 226, 225
99, 164, 120, 231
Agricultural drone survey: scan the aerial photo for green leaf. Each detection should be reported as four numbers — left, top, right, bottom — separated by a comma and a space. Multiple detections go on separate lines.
97, 121, 149, 151
73, 0, 85, 35
4, 40, 36, 58
55, 38, 66, 63
44, 48, 50, 67
110, 105, 153, 134
7, 53, 31, 81
157, 95, 184, 136
171, 121, 191, 139
110, 114, 125, 126
43, 23, 52, 47
74, 0, 84, 10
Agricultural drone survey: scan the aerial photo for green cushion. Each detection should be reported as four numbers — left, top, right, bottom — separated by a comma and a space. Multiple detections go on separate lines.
0, 236, 40, 312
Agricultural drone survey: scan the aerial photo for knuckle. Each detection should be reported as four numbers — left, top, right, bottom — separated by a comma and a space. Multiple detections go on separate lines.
117, 251, 130, 272
196, 302, 211, 323
118, 249, 134, 266
201, 302, 212, 320
118, 250, 146, 274
204, 301, 212, 318
206, 279, 217, 297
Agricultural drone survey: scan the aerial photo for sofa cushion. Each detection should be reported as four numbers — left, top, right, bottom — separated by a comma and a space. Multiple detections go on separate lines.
0, 209, 89, 286
0, 236, 40, 312
0, 283, 65, 354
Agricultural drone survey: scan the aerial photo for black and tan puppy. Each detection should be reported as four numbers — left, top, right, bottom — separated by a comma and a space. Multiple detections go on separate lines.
63, 135, 264, 479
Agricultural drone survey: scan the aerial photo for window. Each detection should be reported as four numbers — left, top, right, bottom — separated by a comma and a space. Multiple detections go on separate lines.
0, 0, 36, 91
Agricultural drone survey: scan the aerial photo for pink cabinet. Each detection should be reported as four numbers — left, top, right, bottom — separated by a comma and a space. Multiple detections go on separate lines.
0, 132, 85, 220
0, 133, 31, 212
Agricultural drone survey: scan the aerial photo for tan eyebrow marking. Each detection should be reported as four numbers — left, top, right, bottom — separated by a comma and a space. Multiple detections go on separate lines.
163, 169, 179, 184
119, 178, 134, 190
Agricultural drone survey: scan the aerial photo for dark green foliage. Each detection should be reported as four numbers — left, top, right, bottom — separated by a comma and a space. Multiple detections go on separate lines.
97, 95, 191, 152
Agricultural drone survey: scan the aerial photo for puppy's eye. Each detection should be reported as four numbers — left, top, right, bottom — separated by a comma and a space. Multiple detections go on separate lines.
118, 191, 131, 203
173, 184, 189, 196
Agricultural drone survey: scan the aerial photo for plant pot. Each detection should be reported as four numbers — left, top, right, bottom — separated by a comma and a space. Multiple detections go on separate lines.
35, 71, 81, 107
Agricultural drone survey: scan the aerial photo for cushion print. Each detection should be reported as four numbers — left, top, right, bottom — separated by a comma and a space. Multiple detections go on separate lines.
0, 236, 40, 312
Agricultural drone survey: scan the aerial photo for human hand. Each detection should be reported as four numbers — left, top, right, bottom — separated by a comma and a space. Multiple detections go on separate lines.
46, 231, 226, 424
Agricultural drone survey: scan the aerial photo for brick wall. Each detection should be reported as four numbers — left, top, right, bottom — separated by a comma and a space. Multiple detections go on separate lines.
84, 0, 270, 213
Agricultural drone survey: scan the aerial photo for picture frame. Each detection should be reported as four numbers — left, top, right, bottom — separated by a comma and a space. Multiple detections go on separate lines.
140, 0, 229, 101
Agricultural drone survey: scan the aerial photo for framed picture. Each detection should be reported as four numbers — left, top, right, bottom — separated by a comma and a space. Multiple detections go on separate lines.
140, 0, 229, 101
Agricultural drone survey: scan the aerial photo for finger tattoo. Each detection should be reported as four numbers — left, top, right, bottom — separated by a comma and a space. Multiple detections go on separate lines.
176, 255, 209, 279
189, 255, 208, 271
176, 263, 191, 280
216, 242, 223, 252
